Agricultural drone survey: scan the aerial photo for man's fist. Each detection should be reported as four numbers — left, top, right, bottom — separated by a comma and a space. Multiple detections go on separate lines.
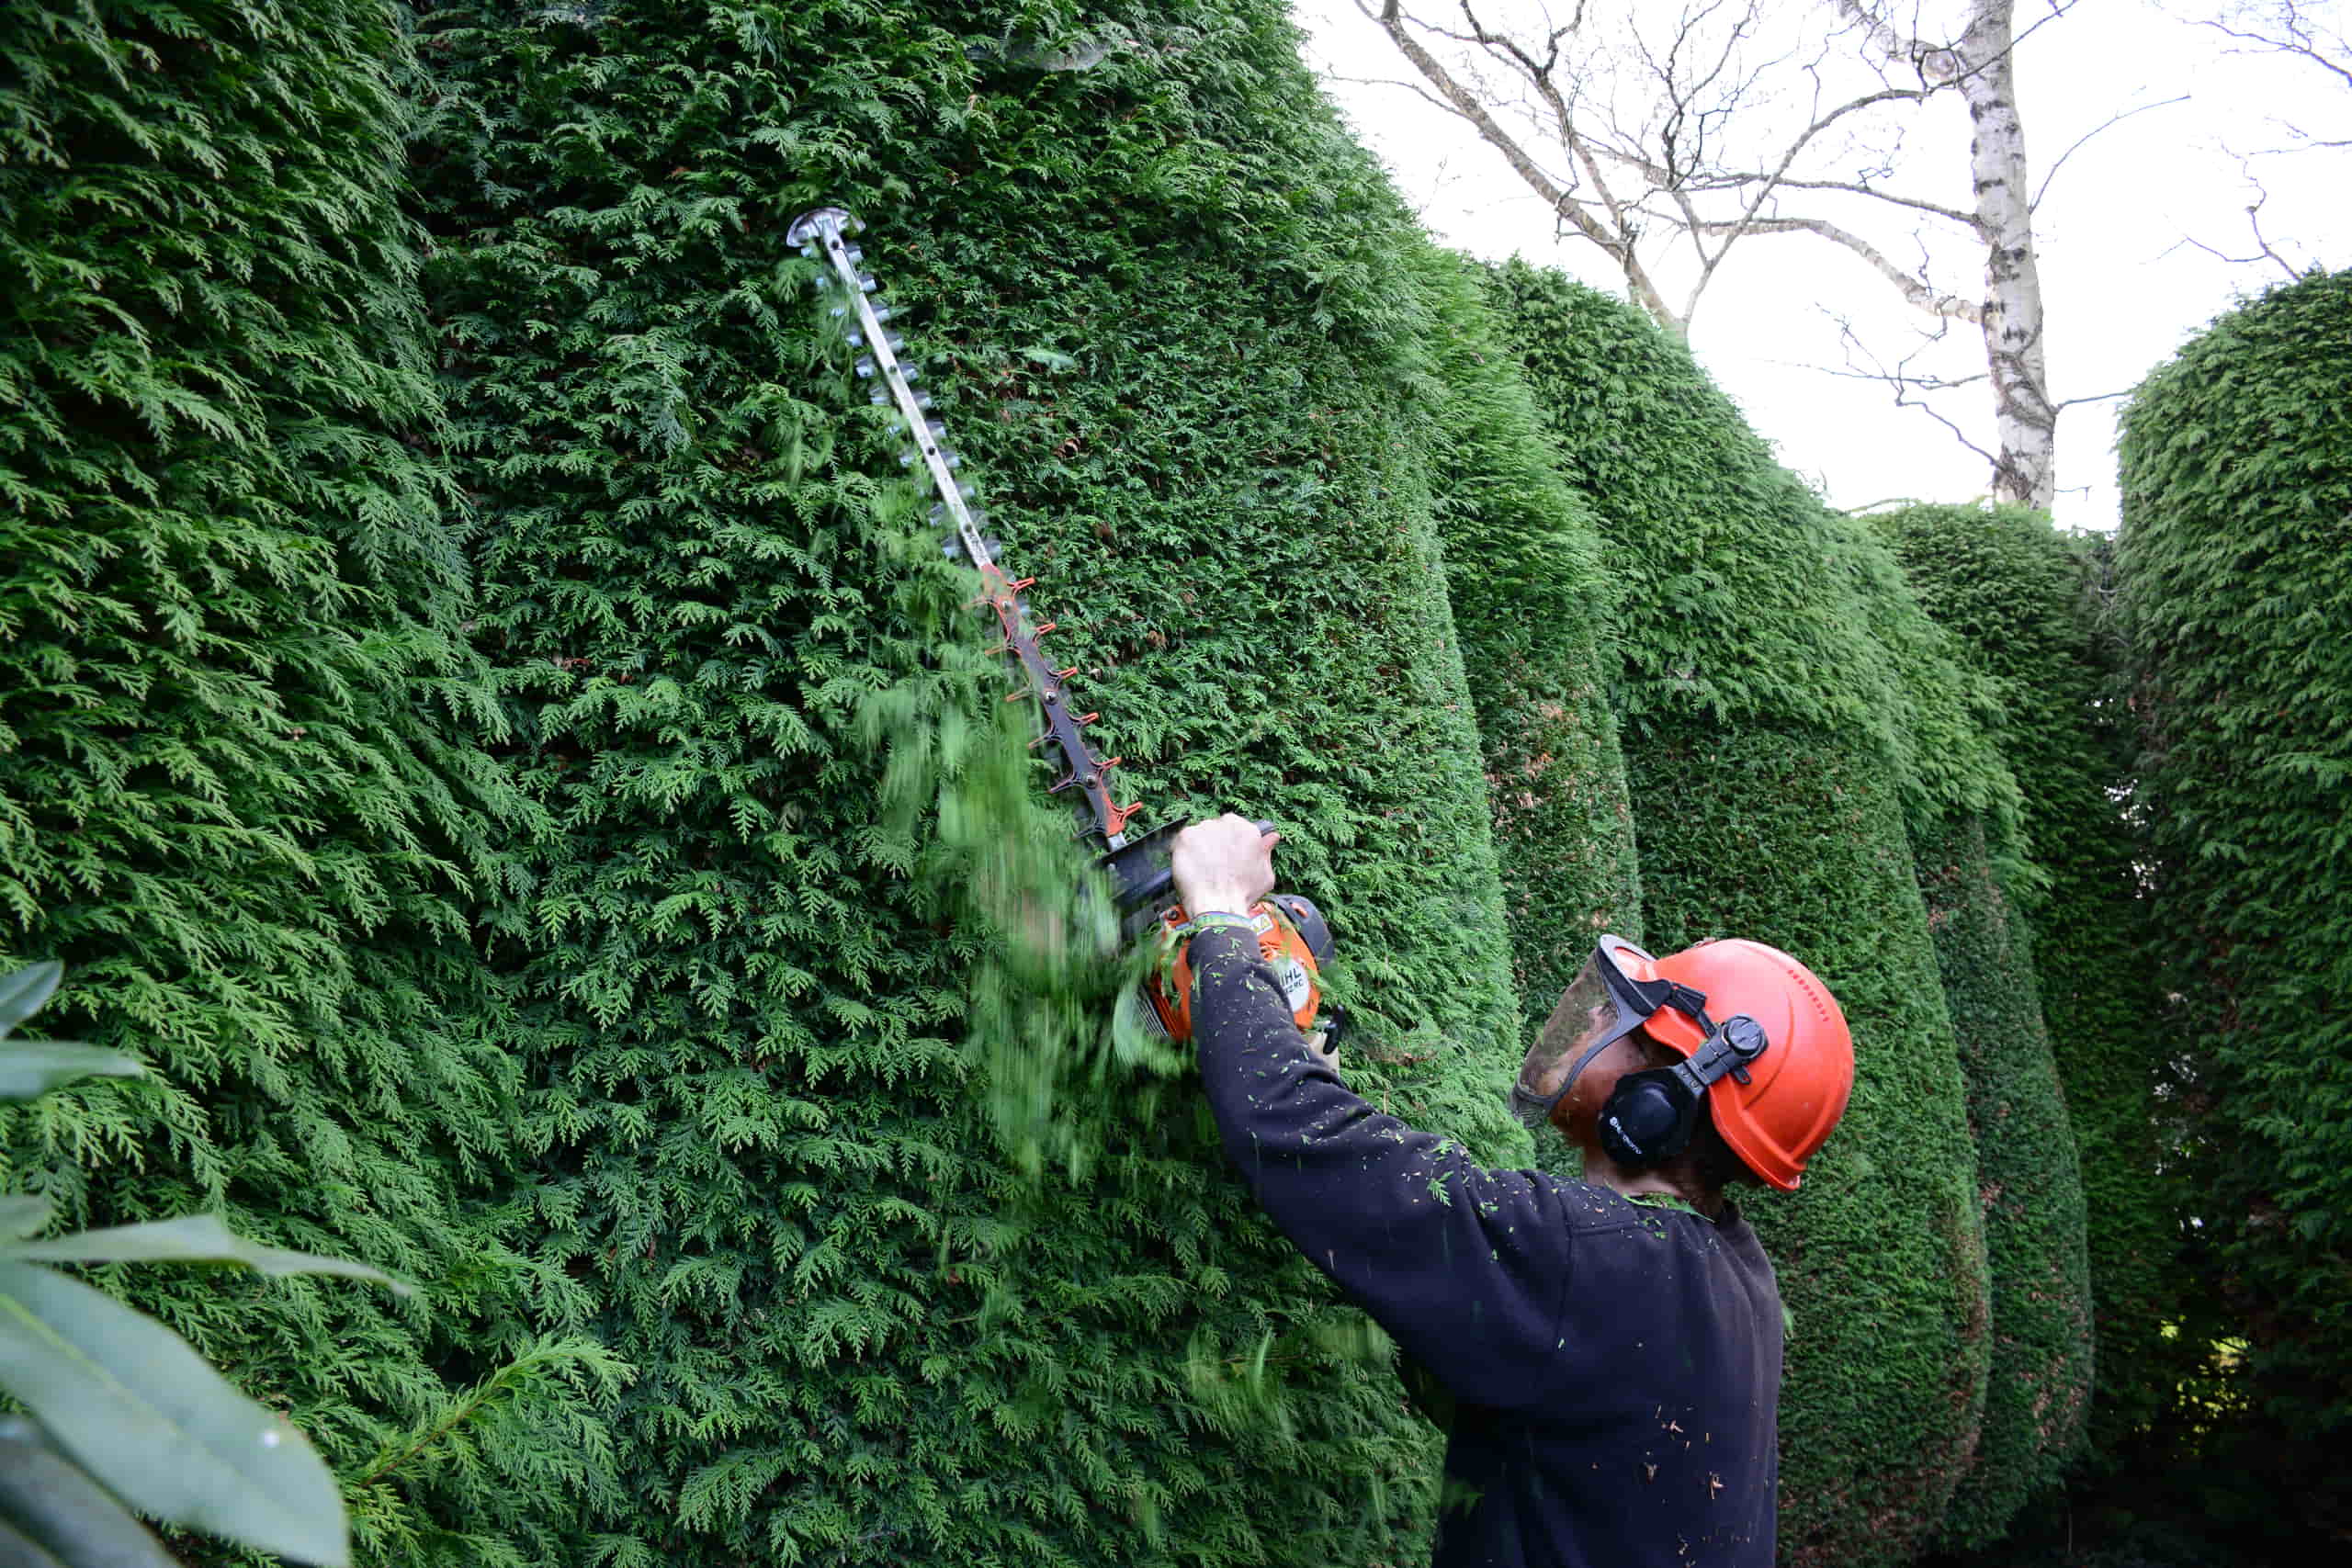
1170, 813, 1279, 919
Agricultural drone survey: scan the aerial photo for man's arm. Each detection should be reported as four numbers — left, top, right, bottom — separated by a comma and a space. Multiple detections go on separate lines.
1182, 919, 1578, 1413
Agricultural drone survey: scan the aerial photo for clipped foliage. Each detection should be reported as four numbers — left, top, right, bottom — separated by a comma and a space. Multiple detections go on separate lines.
0, 5, 612, 1560
1492, 260, 1992, 1568
2117, 267, 2352, 1538
1414, 246, 1641, 1028
1840, 509, 2093, 1545
1876, 502, 2176, 1461
409, 2, 1527, 1562
1910, 817, 2093, 1546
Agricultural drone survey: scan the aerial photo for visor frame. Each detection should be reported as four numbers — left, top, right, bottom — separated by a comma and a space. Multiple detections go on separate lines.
1510, 935, 1718, 1134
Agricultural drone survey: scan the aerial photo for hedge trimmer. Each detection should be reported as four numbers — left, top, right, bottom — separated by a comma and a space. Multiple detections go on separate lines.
788, 205, 1338, 1046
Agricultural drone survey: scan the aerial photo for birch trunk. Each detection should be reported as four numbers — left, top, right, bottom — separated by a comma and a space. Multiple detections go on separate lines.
1959, 3, 2056, 509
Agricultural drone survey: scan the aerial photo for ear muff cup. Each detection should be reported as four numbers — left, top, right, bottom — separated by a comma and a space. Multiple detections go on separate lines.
1599, 1068, 1702, 1168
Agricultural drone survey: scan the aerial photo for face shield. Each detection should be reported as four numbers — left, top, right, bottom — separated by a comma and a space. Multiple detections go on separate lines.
1510, 935, 1714, 1134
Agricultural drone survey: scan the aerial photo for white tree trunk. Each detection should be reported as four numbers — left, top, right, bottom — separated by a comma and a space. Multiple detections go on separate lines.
1959, 3, 2056, 509
1365, 0, 2067, 507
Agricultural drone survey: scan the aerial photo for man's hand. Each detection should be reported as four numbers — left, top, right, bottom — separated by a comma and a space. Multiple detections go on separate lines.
1170, 812, 1278, 919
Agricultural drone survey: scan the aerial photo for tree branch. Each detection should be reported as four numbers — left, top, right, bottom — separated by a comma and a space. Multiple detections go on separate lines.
1781, 310, 2015, 491
2008, 0, 2087, 57
2200, 6, 2352, 90
1326, 69, 1492, 124
2052, 388, 2134, 411
1831, 0, 1960, 82
1838, 0, 2084, 93
2170, 187, 2306, 282
1743, 175, 1978, 228
1691, 214, 1984, 322
1362, 0, 1686, 329
1804, 363, 1988, 391
2030, 95, 2189, 215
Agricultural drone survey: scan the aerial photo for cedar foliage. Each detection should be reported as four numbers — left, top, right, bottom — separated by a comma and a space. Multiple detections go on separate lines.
1876, 502, 2175, 1462
2117, 267, 2352, 1541
1909, 819, 2092, 1547
408, 2, 1528, 1561
1415, 248, 1642, 1017
0, 4, 617, 1561
1838, 513, 2093, 1548
1490, 260, 1995, 1568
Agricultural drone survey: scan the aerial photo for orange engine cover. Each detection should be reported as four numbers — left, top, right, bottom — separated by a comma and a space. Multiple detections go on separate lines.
1137, 901, 1324, 1044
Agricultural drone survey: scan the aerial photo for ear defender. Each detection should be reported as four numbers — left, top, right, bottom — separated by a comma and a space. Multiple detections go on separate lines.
1598, 1068, 1702, 1166
1598, 1016, 1770, 1168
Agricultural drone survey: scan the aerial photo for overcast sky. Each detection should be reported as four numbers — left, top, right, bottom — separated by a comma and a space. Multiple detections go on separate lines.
1289, 0, 2352, 533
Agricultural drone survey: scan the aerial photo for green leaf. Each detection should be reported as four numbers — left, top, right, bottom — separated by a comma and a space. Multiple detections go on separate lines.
0, 964, 62, 1040
5, 1214, 405, 1295
0, 1044, 144, 1103
1018, 347, 1079, 372
0, 1201, 48, 1244
0, 1417, 178, 1568
0, 1262, 349, 1567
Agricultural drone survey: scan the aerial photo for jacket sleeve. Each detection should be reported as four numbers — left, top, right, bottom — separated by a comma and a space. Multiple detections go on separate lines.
1184, 925, 1578, 1412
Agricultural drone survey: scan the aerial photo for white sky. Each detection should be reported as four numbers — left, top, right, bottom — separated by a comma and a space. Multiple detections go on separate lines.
1288, 0, 2352, 532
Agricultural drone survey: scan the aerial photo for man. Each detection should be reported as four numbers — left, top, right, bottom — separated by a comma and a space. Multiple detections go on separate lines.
1169, 813, 1855, 1568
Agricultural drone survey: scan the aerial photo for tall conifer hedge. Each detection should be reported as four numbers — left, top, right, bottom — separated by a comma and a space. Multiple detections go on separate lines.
1908, 815, 2091, 1544
0, 4, 612, 1559
1491, 261, 1992, 1567
1839, 516, 2092, 1545
1416, 249, 1641, 1021
409, 3, 1528, 1561
1877, 502, 2175, 1461
2117, 267, 2352, 1539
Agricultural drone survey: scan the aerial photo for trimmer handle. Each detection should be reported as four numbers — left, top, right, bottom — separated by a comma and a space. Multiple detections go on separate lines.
1135, 887, 1340, 1046
1095, 818, 1281, 934
1099, 819, 1342, 1050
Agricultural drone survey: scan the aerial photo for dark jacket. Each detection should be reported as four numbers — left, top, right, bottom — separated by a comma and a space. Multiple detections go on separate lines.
1186, 924, 1784, 1568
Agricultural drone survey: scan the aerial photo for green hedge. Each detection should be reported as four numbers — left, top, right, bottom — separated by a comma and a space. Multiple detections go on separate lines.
409, 2, 1529, 1561
1877, 502, 2175, 1463
1839, 510, 2093, 1546
0, 4, 611, 1560
1492, 260, 1993, 1568
1416, 248, 1641, 1015
2117, 267, 2352, 1541
1910, 817, 2093, 1545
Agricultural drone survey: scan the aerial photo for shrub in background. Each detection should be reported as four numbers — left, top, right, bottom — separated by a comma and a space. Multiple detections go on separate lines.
408, 2, 1529, 1562
0, 6, 612, 1560
2117, 267, 2352, 1542
1876, 502, 2177, 1465
1493, 260, 1993, 1568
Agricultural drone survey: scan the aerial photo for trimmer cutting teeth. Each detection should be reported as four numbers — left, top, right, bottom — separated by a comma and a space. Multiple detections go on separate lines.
789, 205, 1340, 1047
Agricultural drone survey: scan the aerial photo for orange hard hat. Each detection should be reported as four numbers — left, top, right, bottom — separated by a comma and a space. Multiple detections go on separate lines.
1644, 938, 1854, 1190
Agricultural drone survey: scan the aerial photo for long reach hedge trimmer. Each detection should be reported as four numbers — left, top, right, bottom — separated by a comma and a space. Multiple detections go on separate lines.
788, 205, 1338, 1047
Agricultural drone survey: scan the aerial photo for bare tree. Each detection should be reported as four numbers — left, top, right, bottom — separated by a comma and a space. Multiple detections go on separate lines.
1347, 0, 2141, 510
2154, 3, 2346, 281
2198, 0, 2350, 141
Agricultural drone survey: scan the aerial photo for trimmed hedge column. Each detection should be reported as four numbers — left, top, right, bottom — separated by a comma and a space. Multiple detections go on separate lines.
410, 3, 1523, 1562
1840, 514, 2093, 1547
2118, 268, 2352, 1542
1878, 502, 2173, 1464
1493, 262, 1991, 1568
1416, 247, 1642, 1019
0, 4, 599, 1559
1910, 816, 2092, 1546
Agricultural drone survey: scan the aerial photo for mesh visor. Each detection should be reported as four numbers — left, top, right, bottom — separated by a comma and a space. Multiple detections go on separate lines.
1510, 936, 1657, 1127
